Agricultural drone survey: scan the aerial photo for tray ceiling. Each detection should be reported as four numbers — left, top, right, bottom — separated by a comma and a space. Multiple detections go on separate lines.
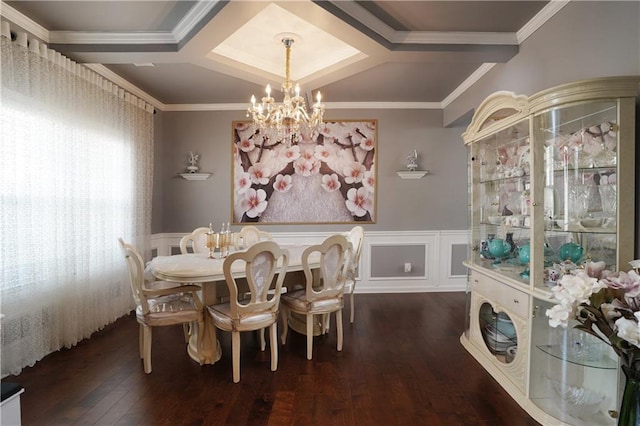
2, 0, 559, 111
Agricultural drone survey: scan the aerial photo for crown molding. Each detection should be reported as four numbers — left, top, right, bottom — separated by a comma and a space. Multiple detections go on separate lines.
49, 31, 177, 45
328, 1, 519, 46
0, 1, 49, 42
163, 103, 244, 112
85, 64, 165, 110
393, 31, 518, 45
0, 0, 216, 46
162, 101, 442, 112
330, 0, 396, 43
326, 102, 442, 110
441, 63, 497, 108
172, 0, 224, 42
517, 0, 571, 43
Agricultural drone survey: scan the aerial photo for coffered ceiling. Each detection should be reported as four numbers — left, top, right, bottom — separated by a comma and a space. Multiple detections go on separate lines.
1, 1, 565, 111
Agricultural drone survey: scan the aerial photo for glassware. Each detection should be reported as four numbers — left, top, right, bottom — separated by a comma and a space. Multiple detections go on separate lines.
505, 232, 517, 255
559, 242, 584, 263
518, 244, 530, 278
219, 222, 230, 258
488, 239, 511, 266
206, 223, 216, 259
619, 366, 640, 426
480, 240, 494, 260
598, 184, 616, 217
568, 184, 590, 223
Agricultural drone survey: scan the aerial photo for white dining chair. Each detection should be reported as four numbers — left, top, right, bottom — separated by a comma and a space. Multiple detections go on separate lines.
280, 234, 351, 360
236, 225, 272, 250
179, 227, 210, 254
118, 238, 204, 374
207, 240, 289, 383
344, 226, 364, 323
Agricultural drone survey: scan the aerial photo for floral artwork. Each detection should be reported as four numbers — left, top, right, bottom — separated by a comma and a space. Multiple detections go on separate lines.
232, 120, 377, 224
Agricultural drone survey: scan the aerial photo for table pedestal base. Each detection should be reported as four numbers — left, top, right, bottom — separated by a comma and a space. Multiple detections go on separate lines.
187, 319, 222, 365
288, 312, 325, 336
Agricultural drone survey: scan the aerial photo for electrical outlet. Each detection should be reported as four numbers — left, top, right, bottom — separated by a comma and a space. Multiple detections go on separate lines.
404, 262, 412, 273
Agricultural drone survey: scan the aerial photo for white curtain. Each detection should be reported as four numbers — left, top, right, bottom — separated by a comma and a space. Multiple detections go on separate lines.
0, 22, 154, 377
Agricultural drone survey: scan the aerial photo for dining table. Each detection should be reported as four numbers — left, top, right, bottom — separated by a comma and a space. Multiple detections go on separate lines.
145, 244, 319, 365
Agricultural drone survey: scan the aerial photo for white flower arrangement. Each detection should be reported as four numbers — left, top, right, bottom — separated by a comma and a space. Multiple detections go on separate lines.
546, 261, 640, 371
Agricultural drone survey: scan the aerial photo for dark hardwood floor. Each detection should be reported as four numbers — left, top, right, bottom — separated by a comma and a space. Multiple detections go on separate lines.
5, 293, 539, 425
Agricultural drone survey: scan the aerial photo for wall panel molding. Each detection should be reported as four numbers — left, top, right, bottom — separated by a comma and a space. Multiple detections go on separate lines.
150, 230, 468, 293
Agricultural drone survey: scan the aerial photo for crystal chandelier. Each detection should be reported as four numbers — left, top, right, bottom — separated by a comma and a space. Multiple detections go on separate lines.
247, 37, 324, 143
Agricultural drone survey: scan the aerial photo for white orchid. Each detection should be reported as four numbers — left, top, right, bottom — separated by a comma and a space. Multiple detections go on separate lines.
615, 313, 640, 349
546, 303, 574, 328
546, 260, 640, 373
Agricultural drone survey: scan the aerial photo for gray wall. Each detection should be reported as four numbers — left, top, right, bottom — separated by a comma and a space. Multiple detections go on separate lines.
444, 1, 640, 126
152, 1, 640, 236
153, 109, 468, 233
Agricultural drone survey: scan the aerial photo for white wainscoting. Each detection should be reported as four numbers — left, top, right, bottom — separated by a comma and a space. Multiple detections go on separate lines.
150, 230, 468, 293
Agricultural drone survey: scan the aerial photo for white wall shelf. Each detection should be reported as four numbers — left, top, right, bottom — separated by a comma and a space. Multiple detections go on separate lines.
396, 170, 429, 179
178, 173, 212, 180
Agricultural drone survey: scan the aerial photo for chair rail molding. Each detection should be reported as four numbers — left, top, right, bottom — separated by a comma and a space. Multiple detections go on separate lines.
151, 230, 468, 293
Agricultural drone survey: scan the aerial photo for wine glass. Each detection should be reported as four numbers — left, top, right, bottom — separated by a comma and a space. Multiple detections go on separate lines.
206, 229, 217, 259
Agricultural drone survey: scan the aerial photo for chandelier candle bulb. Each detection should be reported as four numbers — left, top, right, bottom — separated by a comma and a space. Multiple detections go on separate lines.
247, 36, 325, 144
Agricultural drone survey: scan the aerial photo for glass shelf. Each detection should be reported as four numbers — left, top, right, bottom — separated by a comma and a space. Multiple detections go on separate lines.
539, 104, 617, 134
479, 175, 530, 185
550, 165, 617, 174
536, 344, 618, 370
472, 255, 530, 286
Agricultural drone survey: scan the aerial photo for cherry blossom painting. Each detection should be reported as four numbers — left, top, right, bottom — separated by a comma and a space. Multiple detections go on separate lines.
232, 120, 377, 224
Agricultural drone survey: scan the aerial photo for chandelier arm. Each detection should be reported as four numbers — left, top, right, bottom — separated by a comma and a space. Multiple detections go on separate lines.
247, 36, 325, 144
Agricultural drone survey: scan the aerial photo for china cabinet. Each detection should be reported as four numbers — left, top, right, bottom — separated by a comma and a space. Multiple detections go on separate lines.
460, 77, 638, 425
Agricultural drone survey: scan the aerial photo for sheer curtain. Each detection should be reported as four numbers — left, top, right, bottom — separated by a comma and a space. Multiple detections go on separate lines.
0, 22, 154, 377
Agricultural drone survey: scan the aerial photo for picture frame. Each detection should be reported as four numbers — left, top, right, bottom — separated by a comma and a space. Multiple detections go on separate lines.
232, 120, 377, 224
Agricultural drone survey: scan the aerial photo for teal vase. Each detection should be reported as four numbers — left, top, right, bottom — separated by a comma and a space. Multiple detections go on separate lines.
618, 366, 640, 426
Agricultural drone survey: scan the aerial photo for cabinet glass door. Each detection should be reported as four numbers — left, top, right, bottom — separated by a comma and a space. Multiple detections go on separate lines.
534, 100, 619, 292
469, 119, 531, 286
530, 299, 619, 425
478, 303, 518, 364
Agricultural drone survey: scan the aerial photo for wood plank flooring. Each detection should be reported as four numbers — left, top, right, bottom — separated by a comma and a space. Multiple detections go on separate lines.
4, 293, 539, 425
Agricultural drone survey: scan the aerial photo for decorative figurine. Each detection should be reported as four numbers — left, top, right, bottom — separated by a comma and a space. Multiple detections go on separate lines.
406, 150, 419, 171
187, 152, 200, 173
